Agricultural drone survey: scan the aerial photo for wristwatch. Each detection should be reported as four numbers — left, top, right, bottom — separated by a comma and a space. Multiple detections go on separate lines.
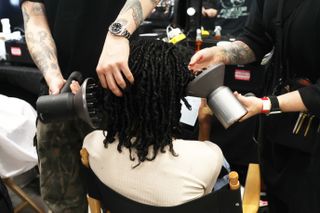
108, 22, 131, 39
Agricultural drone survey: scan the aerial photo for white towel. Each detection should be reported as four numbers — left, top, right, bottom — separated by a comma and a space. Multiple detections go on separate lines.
0, 94, 38, 178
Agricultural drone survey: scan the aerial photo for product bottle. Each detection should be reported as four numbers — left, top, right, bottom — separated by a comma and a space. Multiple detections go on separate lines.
195, 28, 203, 52
213, 26, 222, 41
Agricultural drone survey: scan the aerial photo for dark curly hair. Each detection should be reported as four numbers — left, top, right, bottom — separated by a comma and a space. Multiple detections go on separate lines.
102, 39, 194, 167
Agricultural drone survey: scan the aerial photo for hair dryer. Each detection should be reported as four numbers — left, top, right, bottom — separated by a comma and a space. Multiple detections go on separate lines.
187, 63, 247, 128
36, 72, 103, 129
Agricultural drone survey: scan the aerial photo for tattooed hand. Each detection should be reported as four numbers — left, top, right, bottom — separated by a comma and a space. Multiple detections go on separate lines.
188, 41, 256, 72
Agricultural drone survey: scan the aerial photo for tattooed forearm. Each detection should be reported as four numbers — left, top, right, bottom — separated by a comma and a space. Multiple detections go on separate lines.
22, 3, 46, 32
222, 41, 256, 65
25, 30, 59, 76
119, 0, 143, 27
21, 2, 60, 77
22, 3, 45, 24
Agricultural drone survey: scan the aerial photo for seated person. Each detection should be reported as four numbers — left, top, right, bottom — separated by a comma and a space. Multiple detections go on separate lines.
82, 39, 224, 207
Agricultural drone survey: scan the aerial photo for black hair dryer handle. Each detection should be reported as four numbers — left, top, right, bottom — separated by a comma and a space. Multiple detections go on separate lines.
36, 71, 83, 123
60, 71, 83, 94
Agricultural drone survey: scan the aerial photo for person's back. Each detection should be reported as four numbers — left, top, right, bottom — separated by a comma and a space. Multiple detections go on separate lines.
84, 131, 223, 206
83, 39, 223, 206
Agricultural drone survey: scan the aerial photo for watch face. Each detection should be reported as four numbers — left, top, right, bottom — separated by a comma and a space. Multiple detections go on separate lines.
110, 23, 122, 34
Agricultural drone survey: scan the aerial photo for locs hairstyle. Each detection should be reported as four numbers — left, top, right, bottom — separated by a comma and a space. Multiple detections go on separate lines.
103, 39, 194, 166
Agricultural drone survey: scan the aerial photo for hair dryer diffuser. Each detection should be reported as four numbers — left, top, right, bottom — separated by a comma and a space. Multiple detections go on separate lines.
36, 74, 103, 129
73, 78, 103, 129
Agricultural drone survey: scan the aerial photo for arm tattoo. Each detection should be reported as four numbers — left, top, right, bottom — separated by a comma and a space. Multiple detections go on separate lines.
26, 30, 59, 76
22, 9, 30, 24
120, 0, 143, 27
22, 3, 46, 29
222, 41, 256, 64
31, 4, 46, 16
115, 18, 129, 27
22, 3, 59, 76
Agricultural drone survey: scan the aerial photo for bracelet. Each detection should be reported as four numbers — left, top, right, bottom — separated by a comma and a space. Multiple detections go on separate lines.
260, 97, 270, 114
268, 95, 282, 114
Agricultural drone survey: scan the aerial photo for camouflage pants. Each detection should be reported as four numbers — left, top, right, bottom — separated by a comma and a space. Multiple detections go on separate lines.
36, 119, 92, 213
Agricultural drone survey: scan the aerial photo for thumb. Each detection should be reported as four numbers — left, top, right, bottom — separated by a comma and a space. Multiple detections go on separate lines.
234, 91, 246, 103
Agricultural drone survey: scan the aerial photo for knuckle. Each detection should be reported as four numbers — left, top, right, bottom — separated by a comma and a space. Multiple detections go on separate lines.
108, 85, 118, 92
97, 64, 112, 73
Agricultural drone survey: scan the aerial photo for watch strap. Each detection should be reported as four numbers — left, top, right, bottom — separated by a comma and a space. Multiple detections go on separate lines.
268, 95, 282, 114
121, 30, 131, 39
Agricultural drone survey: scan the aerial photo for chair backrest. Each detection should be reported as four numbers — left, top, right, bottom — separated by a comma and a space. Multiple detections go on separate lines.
91, 170, 243, 213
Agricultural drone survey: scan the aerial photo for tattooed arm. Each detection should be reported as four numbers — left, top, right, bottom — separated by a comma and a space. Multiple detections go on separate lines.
188, 41, 256, 71
97, 0, 160, 97
116, 0, 160, 33
21, 1, 65, 95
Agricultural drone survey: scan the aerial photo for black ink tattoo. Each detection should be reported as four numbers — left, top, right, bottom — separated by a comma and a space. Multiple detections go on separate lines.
223, 41, 256, 64
31, 4, 45, 16
115, 18, 129, 26
39, 31, 47, 42
22, 3, 46, 30
22, 8, 30, 24
121, 0, 143, 27
25, 30, 59, 76
132, 4, 143, 27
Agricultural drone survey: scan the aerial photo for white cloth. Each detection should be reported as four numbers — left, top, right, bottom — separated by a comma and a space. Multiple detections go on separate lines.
0, 94, 38, 178
83, 130, 224, 207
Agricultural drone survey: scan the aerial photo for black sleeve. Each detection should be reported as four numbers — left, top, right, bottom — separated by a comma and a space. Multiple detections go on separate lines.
298, 10, 320, 117
299, 84, 320, 117
237, 0, 273, 62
